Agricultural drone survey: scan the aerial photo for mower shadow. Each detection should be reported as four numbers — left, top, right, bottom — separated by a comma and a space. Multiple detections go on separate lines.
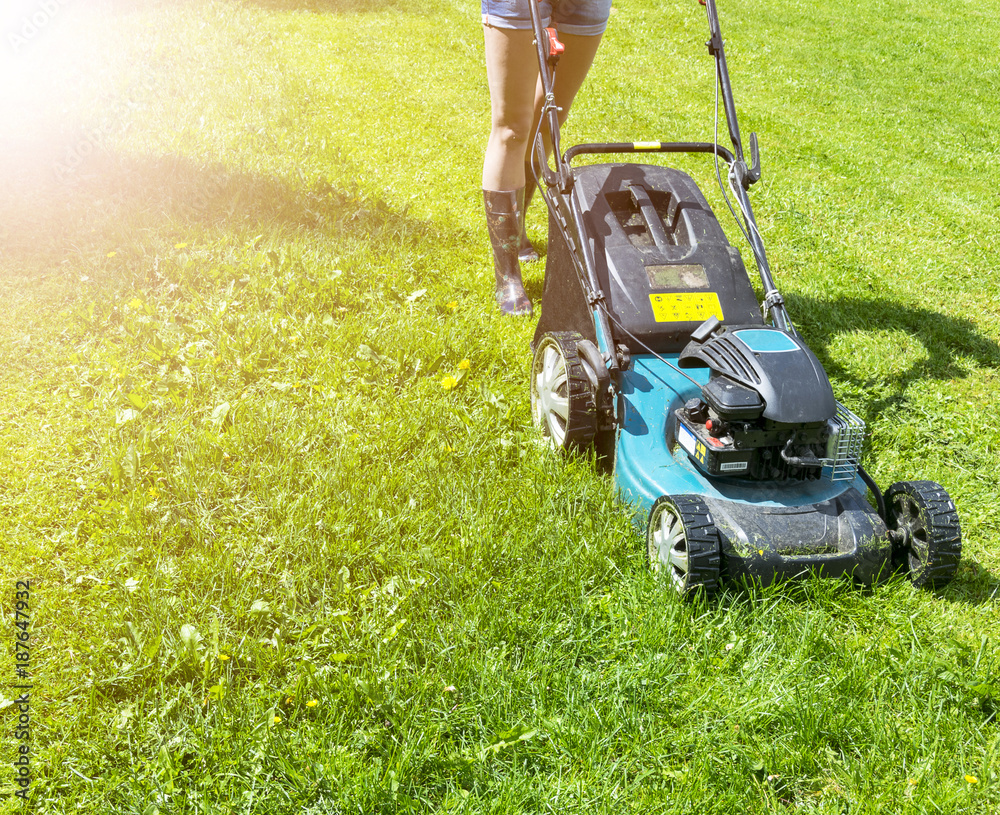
783, 293, 1000, 422
947, 559, 1000, 607
782, 293, 1000, 603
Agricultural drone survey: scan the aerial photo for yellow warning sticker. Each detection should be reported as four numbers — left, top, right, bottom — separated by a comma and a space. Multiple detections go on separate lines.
649, 292, 725, 323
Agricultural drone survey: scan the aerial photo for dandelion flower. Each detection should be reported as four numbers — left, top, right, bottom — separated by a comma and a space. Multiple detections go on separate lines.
458, 359, 471, 370
907, 778, 917, 786
446, 301, 458, 311
441, 375, 458, 391
306, 699, 319, 708
175, 242, 188, 249
273, 715, 281, 724
218, 654, 230, 662
965, 775, 979, 785
107, 251, 117, 258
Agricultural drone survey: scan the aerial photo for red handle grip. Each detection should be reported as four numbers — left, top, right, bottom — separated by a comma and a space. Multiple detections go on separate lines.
545, 27, 565, 58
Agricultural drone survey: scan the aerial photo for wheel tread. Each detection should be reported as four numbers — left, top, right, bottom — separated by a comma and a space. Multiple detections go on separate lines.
885, 480, 962, 589
648, 495, 721, 597
531, 331, 598, 450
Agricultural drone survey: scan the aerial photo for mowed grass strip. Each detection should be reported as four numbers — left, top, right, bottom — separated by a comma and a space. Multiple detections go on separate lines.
0, 0, 998, 812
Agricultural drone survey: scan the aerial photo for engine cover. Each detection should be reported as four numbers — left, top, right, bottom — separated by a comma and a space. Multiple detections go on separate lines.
679, 325, 836, 424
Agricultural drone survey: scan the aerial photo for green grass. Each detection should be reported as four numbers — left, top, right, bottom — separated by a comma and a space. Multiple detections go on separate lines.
1, 0, 999, 812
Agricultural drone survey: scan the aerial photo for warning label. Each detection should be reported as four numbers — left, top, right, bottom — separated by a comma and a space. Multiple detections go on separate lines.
649, 292, 724, 323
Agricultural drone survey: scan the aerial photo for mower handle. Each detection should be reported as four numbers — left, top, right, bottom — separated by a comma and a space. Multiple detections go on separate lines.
700, 0, 790, 331
564, 140, 735, 165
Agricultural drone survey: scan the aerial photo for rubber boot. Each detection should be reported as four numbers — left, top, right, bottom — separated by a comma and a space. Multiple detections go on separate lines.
518, 168, 540, 263
483, 189, 532, 316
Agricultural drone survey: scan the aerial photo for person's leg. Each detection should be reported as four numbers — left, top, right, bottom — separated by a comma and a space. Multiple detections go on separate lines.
482, 23, 538, 315
545, 31, 605, 131
521, 31, 605, 259
482, 25, 538, 191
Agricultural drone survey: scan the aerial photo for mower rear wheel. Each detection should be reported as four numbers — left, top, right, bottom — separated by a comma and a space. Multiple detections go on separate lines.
646, 495, 721, 598
531, 332, 597, 451
884, 480, 961, 589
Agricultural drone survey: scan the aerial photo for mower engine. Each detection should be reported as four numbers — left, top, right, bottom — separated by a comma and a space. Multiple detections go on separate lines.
674, 322, 865, 482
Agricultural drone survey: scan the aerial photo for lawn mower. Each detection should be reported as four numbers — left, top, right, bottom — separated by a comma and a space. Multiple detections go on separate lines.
526, 0, 961, 595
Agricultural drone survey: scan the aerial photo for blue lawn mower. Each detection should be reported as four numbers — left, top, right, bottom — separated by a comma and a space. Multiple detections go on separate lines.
526, 0, 961, 596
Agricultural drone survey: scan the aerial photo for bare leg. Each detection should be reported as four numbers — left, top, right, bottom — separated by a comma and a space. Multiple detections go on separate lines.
482, 25, 538, 192
483, 25, 604, 191
482, 24, 537, 314
480, 24, 604, 310
530, 31, 605, 161
522, 31, 605, 256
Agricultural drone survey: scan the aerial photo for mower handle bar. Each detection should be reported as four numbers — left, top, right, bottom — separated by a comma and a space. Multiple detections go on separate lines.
564, 141, 735, 165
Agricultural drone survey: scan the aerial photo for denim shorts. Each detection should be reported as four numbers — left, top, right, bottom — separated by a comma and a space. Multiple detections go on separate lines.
482, 0, 612, 36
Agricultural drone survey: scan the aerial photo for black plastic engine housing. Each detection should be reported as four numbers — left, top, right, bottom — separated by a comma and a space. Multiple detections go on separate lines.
679, 324, 837, 424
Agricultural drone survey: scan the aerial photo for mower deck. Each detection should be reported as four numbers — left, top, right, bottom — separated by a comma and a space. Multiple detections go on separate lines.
616, 355, 892, 587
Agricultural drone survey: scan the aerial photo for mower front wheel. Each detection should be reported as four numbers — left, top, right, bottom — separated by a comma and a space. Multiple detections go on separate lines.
531, 332, 597, 451
646, 495, 721, 598
884, 480, 961, 589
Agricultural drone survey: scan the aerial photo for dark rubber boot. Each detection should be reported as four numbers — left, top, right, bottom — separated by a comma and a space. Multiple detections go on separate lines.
518, 169, 540, 263
483, 189, 532, 316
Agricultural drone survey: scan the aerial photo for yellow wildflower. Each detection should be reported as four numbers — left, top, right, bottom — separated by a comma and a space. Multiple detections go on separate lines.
446, 301, 458, 311
458, 359, 470, 370
175, 242, 188, 249
107, 251, 117, 258
441, 375, 458, 391
965, 775, 979, 785
306, 699, 319, 708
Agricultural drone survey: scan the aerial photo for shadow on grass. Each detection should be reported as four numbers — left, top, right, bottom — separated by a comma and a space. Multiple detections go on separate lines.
783, 293, 1000, 603
96, 151, 431, 237
950, 559, 1000, 607
0, 149, 438, 272
232, 0, 417, 12
785, 293, 1000, 420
